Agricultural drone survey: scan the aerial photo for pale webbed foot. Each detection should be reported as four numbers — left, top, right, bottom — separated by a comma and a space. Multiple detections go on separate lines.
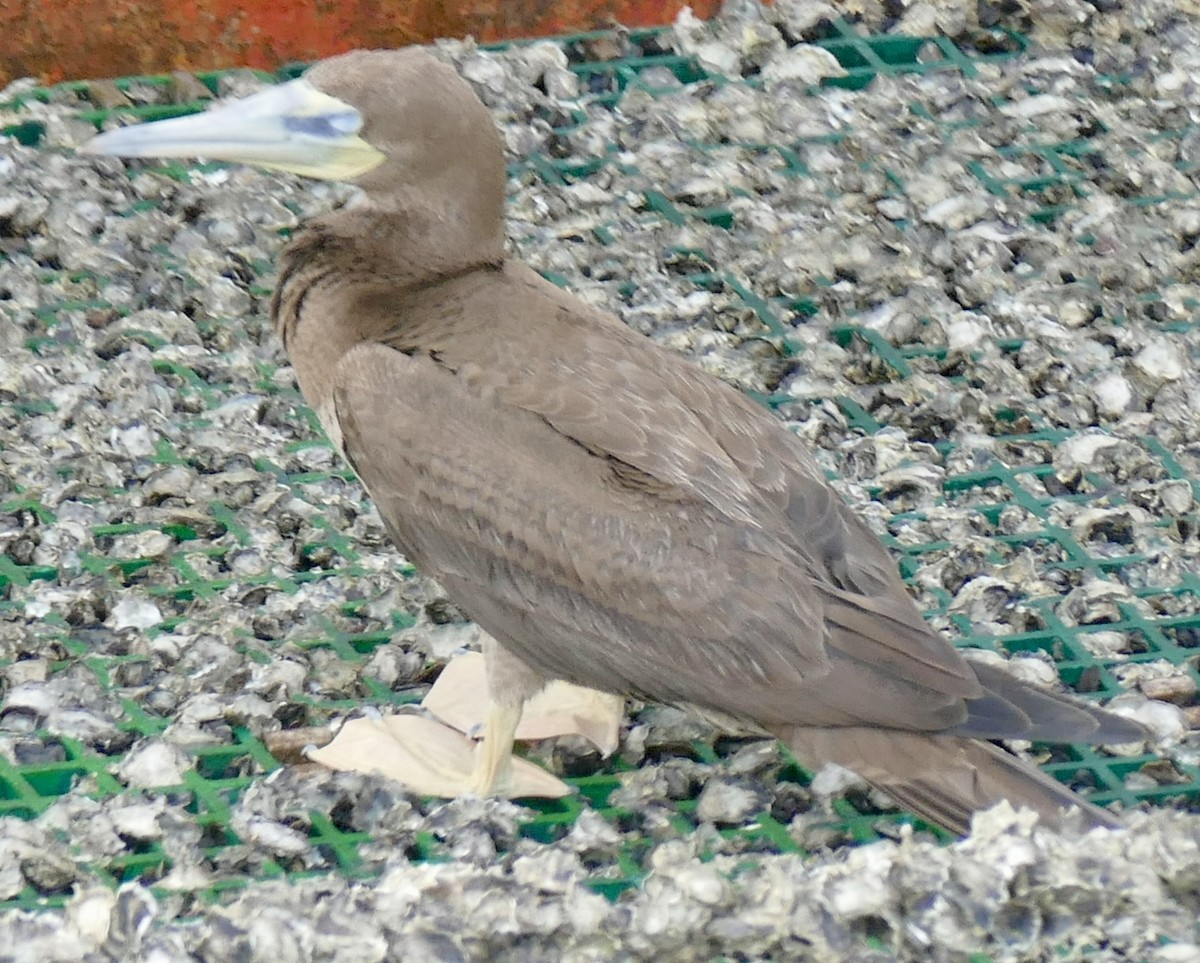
422, 650, 625, 757
306, 640, 624, 799
306, 708, 571, 799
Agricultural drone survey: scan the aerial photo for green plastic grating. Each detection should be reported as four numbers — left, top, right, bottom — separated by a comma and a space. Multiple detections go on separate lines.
1, 18, 1199, 919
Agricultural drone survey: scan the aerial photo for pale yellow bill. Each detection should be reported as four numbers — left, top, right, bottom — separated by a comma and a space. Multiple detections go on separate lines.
81, 77, 384, 181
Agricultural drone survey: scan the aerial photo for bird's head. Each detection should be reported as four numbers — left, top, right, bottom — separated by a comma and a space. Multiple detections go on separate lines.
82, 48, 505, 200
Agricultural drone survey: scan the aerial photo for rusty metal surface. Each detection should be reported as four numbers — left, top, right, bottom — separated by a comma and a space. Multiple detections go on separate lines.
0, 0, 719, 86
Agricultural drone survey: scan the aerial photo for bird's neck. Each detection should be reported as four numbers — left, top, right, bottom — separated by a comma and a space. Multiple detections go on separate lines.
270, 194, 506, 446
318, 192, 504, 286
272, 194, 504, 346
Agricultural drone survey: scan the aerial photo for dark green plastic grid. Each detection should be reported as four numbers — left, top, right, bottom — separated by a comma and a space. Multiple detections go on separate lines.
2, 19, 1200, 915
0, 716, 927, 910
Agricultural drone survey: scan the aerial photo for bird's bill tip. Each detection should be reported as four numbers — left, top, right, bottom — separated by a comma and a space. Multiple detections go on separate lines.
80, 77, 385, 181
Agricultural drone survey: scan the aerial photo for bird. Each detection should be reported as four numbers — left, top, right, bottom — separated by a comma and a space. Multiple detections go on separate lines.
82, 47, 1148, 835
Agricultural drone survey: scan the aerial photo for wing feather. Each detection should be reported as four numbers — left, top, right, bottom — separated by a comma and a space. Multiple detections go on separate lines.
417, 267, 979, 700
331, 261, 991, 728
333, 342, 845, 720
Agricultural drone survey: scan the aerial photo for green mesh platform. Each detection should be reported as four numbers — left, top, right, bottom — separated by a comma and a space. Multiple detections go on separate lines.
1, 18, 1198, 918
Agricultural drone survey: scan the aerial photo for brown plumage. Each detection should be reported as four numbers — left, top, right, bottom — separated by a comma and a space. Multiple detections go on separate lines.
84, 48, 1147, 835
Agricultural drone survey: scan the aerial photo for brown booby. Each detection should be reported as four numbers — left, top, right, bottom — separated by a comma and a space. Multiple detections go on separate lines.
83, 48, 1148, 835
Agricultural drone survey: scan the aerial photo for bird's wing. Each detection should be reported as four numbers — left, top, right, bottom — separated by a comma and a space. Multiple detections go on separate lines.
332, 342, 842, 719
638, 344, 982, 698
447, 326, 767, 529
433, 296, 979, 703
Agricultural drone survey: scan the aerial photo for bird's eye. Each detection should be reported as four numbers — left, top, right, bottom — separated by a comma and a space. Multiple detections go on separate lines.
284, 111, 362, 138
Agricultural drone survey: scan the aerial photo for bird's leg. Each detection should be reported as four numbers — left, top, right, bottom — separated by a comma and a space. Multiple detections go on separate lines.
467, 636, 547, 795
468, 700, 523, 796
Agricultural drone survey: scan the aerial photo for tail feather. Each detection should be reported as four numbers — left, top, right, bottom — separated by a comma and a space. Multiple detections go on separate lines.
779, 725, 1122, 836
961, 661, 1150, 745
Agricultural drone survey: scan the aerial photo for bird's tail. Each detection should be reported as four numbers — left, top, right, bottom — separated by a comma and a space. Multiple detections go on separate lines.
777, 725, 1122, 836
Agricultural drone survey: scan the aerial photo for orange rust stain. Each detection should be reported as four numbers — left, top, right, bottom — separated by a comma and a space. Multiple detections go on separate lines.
0, 0, 721, 86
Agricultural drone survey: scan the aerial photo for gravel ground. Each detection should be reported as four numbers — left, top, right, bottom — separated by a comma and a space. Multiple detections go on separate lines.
2, 0, 1200, 959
